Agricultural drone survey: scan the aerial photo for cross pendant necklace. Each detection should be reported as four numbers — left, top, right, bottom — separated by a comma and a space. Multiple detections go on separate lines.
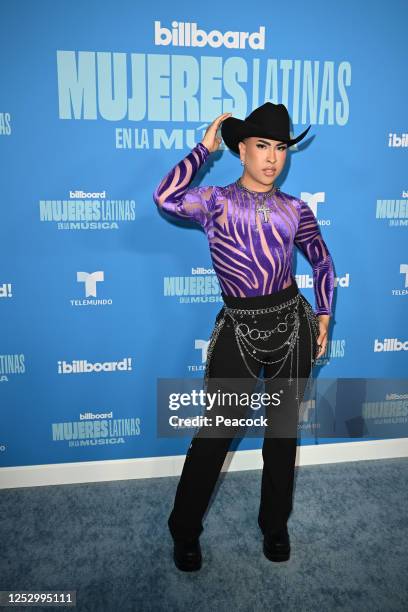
236, 177, 279, 230
255, 200, 272, 223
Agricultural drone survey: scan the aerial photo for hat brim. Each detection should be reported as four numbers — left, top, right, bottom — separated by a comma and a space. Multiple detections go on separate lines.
221, 118, 311, 154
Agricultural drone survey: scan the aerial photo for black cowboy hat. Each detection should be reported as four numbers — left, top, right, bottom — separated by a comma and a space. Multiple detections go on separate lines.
221, 102, 311, 154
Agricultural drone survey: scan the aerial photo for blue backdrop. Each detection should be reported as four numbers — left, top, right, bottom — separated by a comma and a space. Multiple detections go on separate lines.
1, 0, 407, 469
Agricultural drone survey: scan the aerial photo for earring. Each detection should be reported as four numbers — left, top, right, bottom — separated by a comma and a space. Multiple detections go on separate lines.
241, 159, 245, 166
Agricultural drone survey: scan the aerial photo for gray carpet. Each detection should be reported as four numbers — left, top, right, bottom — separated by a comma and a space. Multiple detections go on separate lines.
1, 457, 407, 611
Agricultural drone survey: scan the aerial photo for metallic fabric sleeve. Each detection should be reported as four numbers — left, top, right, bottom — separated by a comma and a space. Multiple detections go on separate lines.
152, 142, 214, 227
294, 200, 335, 316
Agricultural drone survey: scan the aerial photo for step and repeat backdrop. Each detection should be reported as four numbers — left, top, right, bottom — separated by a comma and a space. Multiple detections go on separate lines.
0, 0, 407, 471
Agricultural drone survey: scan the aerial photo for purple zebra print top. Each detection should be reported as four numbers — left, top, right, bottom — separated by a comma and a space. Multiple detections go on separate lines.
153, 142, 335, 315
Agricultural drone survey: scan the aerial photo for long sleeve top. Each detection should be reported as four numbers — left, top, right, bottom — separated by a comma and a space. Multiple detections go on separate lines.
153, 142, 335, 315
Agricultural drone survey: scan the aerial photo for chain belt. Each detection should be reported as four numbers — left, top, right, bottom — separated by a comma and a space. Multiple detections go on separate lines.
203, 292, 320, 411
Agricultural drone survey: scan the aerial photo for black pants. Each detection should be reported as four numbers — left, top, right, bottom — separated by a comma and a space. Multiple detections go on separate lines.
168, 281, 318, 540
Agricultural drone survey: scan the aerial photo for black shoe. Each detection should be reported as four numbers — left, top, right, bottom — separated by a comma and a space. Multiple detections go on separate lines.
263, 527, 290, 562
173, 537, 202, 572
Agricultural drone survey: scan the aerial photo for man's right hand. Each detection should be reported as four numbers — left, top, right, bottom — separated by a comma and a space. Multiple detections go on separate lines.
201, 112, 232, 153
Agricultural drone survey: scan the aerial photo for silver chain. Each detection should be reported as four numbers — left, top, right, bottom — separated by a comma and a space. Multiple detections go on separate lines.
235, 177, 280, 225
224, 296, 301, 382
203, 293, 320, 412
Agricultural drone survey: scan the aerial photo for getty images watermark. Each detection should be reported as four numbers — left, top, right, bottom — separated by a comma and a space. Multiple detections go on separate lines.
156, 377, 408, 440
158, 377, 307, 438
168, 387, 281, 426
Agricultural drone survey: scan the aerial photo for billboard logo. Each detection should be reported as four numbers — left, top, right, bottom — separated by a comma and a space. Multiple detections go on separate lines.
388, 133, 408, 148
155, 20, 265, 49
0, 283, 12, 298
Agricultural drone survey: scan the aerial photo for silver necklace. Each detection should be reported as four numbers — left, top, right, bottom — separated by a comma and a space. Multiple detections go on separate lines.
235, 177, 279, 226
